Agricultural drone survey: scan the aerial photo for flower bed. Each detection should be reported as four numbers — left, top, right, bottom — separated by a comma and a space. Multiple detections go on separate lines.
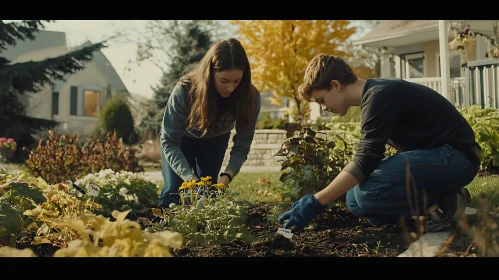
2, 171, 496, 258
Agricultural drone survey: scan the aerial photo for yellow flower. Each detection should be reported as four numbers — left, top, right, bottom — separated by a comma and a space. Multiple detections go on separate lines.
213, 183, 227, 189
200, 176, 212, 182
178, 182, 190, 191
200, 176, 212, 185
196, 181, 207, 187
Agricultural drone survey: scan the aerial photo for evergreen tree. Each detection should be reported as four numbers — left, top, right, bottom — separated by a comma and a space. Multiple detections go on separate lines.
0, 20, 106, 162
137, 20, 214, 139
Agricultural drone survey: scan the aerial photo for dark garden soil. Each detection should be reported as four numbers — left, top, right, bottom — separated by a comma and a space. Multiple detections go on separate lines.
172, 203, 418, 257
15, 202, 495, 257
15, 229, 59, 257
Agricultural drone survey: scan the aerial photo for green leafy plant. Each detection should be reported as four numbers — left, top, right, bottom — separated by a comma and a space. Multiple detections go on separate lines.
0, 198, 23, 245
97, 95, 137, 144
459, 106, 499, 173
0, 171, 48, 245
276, 112, 355, 201
149, 176, 252, 248
23, 130, 143, 184
326, 118, 397, 158
74, 169, 159, 218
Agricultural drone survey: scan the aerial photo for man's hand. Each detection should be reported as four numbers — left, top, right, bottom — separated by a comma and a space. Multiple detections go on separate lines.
277, 195, 327, 232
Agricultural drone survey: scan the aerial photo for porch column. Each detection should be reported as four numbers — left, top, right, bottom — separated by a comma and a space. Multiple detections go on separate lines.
438, 20, 453, 104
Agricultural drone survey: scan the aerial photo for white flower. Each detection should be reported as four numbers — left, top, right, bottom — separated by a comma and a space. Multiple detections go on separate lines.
124, 194, 139, 203
119, 187, 128, 197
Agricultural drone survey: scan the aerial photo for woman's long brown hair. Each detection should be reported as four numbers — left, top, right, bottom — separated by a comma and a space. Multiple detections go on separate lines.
178, 38, 256, 136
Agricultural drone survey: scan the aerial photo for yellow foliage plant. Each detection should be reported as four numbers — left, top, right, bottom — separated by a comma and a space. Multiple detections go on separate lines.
23, 182, 102, 248
0, 210, 183, 257
51, 210, 182, 257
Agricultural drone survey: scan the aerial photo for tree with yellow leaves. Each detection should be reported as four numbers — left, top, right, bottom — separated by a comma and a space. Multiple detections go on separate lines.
230, 20, 365, 116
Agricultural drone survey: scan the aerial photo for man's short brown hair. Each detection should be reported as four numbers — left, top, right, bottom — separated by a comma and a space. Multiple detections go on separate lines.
298, 54, 358, 102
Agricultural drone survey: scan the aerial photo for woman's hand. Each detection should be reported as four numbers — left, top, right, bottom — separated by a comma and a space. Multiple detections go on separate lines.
218, 174, 231, 186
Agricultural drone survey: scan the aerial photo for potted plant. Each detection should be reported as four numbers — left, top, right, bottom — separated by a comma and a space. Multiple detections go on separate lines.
449, 24, 476, 62
0, 137, 17, 160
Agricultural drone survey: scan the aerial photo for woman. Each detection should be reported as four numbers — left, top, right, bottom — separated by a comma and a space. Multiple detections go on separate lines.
158, 38, 261, 208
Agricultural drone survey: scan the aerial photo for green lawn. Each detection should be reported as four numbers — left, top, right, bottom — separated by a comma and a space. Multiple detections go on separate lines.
227, 172, 284, 203
467, 175, 499, 209
228, 172, 499, 209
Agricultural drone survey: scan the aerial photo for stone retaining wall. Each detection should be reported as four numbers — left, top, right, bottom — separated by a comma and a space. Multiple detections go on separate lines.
222, 129, 288, 168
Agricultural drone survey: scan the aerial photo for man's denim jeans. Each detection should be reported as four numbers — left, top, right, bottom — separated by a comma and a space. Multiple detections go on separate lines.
158, 132, 231, 208
346, 144, 479, 225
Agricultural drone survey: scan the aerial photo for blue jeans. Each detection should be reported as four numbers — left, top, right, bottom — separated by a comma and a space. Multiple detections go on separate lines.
158, 132, 231, 207
346, 144, 479, 225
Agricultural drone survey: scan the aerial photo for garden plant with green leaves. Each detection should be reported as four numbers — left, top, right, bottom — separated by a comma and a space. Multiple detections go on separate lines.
275, 112, 356, 201
149, 176, 252, 248
74, 169, 159, 218
459, 105, 499, 173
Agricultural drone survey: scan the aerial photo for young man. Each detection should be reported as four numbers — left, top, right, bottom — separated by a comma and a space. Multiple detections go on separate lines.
278, 54, 481, 233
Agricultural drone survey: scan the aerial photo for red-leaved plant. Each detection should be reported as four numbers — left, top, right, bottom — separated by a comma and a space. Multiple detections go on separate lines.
24, 130, 143, 184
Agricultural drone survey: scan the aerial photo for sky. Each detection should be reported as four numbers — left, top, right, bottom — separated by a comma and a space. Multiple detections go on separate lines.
5, 20, 372, 100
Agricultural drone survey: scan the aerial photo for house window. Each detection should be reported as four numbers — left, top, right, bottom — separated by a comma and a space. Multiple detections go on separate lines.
404, 53, 425, 78
70, 85, 105, 117
84, 90, 100, 117
436, 51, 463, 78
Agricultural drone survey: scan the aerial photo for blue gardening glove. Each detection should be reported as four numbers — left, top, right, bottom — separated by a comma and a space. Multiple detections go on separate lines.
278, 195, 327, 232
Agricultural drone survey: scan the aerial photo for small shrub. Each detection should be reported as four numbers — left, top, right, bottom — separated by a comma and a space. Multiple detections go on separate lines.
97, 95, 136, 144
276, 112, 355, 201
24, 130, 143, 184
23, 132, 82, 185
459, 106, 499, 173
80, 131, 143, 176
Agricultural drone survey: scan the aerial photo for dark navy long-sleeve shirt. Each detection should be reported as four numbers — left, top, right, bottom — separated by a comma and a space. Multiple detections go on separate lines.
343, 78, 481, 183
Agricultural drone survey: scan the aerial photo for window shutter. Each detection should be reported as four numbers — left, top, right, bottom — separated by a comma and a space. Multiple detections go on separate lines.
70, 86, 78, 115
105, 85, 112, 103
52, 92, 59, 116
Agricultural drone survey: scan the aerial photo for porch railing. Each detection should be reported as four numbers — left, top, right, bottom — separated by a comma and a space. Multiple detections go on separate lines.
405, 77, 442, 93
463, 59, 499, 109
405, 77, 467, 108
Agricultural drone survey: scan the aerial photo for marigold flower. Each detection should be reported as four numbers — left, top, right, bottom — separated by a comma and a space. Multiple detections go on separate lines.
213, 183, 227, 189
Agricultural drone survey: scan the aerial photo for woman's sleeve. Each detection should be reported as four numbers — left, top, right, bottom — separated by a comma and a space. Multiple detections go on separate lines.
225, 86, 261, 176
159, 84, 195, 182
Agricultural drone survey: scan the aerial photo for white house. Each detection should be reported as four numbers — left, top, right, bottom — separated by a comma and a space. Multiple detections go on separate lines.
353, 20, 499, 110
2, 30, 130, 136
309, 20, 499, 121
